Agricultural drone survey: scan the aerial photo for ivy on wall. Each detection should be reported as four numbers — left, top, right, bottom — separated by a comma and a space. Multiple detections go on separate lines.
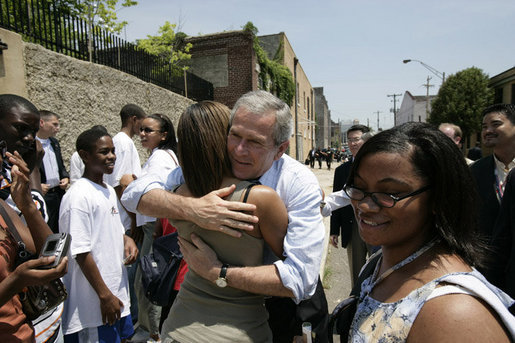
243, 22, 295, 106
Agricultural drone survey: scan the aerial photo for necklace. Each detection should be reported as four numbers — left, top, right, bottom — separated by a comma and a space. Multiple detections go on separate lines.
362, 239, 437, 296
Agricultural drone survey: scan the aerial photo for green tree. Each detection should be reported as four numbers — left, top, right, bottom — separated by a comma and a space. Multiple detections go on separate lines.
429, 67, 494, 143
63, 0, 137, 33
137, 21, 192, 76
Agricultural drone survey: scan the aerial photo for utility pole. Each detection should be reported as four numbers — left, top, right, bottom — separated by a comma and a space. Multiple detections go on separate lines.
387, 93, 402, 127
374, 111, 382, 131
423, 76, 434, 120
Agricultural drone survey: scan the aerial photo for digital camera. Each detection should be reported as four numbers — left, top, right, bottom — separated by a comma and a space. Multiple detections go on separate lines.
38, 233, 71, 269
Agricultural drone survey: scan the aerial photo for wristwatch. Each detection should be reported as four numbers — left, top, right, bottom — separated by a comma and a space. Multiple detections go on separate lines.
215, 264, 229, 288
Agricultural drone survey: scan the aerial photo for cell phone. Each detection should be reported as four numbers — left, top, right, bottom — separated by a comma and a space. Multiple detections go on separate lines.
38, 233, 71, 269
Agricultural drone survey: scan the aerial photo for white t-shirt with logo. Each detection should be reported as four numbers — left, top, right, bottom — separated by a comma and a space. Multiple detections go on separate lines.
59, 178, 130, 335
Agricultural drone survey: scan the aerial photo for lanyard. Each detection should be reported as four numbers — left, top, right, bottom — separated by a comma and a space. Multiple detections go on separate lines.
362, 239, 437, 296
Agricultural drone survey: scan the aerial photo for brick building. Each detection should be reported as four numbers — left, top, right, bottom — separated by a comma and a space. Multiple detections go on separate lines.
186, 30, 259, 108
186, 30, 317, 161
314, 87, 330, 149
259, 33, 314, 160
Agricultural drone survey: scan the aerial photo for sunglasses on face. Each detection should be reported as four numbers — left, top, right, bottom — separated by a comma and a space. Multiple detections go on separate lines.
140, 127, 160, 134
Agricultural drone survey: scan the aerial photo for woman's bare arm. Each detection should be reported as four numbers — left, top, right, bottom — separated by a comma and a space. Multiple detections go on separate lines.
408, 293, 511, 342
246, 185, 288, 259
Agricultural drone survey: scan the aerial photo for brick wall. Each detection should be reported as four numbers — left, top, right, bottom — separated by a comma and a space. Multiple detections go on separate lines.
187, 31, 258, 108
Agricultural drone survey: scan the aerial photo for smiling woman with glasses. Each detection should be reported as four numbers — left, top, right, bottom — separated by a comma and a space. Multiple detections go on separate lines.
331, 122, 515, 342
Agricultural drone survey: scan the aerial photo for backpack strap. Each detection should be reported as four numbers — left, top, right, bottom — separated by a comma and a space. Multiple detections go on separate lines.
165, 149, 179, 166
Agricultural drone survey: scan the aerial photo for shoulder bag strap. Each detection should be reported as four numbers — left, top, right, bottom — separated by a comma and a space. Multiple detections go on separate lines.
0, 203, 32, 262
0, 203, 23, 244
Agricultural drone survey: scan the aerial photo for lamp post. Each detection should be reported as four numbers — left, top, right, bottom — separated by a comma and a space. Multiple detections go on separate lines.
403, 59, 445, 84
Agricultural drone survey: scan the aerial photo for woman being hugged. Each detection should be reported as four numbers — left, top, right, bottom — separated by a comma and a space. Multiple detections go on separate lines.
161, 101, 288, 343
345, 122, 514, 342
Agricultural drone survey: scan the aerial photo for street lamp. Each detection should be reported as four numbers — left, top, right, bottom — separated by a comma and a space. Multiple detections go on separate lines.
403, 59, 445, 83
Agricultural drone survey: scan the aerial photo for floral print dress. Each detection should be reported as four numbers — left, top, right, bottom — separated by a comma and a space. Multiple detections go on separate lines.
349, 269, 515, 342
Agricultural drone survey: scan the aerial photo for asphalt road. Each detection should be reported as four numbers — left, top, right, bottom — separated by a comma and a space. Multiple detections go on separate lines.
310, 163, 353, 314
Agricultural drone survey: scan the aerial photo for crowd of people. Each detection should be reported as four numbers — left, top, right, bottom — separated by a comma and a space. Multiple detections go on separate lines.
0, 91, 514, 343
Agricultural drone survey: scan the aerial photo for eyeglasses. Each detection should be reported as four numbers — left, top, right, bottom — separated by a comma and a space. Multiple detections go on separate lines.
344, 184, 431, 208
347, 138, 363, 143
140, 127, 159, 134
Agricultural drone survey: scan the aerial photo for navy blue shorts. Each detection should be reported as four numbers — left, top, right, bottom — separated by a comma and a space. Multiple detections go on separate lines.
64, 315, 134, 343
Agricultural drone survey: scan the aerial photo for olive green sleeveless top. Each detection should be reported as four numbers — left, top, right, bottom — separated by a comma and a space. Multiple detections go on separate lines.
162, 181, 272, 343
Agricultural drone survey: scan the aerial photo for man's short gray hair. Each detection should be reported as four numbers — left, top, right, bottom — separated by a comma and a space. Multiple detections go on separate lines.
231, 90, 293, 146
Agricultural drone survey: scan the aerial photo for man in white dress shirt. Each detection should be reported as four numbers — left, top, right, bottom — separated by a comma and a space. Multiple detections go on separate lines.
122, 91, 329, 342
36, 110, 69, 233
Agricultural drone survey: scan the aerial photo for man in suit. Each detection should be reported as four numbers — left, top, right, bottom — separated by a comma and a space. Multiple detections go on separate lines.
308, 147, 316, 168
470, 104, 515, 243
36, 110, 69, 233
329, 124, 373, 285
489, 169, 515, 299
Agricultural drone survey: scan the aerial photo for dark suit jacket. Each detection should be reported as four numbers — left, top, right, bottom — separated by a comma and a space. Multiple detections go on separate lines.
470, 155, 500, 240
39, 136, 69, 187
488, 169, 515, 298
330, 161, 354, 247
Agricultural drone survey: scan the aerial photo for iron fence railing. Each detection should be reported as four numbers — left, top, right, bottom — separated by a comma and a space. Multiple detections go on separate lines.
0, 0, 213, 101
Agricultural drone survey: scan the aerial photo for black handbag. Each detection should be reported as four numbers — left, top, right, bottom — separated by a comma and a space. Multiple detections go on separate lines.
0, 204, 67, 321
328, 253, 380, 343
140, 231, 183, 306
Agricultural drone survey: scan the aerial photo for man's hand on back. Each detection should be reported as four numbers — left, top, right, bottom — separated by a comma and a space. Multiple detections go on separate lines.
188, 184, 259, 238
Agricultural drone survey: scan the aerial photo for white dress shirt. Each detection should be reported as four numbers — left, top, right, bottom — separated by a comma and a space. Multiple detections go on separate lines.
37, 137, 60, 188
122, 154, 324, 302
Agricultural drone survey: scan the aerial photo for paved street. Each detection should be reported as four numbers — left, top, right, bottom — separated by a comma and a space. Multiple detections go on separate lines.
310, 164, 353, 313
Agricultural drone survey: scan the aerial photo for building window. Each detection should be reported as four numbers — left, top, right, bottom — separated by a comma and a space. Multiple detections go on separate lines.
512, 84, 515, 104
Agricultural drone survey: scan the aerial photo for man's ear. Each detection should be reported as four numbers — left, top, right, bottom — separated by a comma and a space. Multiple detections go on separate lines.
39, 118, 45, 128
274, 141, 290, 160
78, 149, 89, 164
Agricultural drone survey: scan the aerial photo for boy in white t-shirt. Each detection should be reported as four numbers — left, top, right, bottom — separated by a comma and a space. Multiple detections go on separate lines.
59, 128, 139, 343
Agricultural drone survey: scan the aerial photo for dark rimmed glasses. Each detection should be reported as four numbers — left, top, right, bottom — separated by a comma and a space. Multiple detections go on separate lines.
344, 184, 431, 208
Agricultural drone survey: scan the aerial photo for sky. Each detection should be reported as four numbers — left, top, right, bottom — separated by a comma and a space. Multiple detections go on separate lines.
116, 0, 514, 131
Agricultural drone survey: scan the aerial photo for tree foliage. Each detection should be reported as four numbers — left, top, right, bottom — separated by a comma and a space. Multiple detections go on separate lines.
243, 22, 295, 106
136, 21, 192, 76
62, 0, 137, 33
429, 67, 493, 141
